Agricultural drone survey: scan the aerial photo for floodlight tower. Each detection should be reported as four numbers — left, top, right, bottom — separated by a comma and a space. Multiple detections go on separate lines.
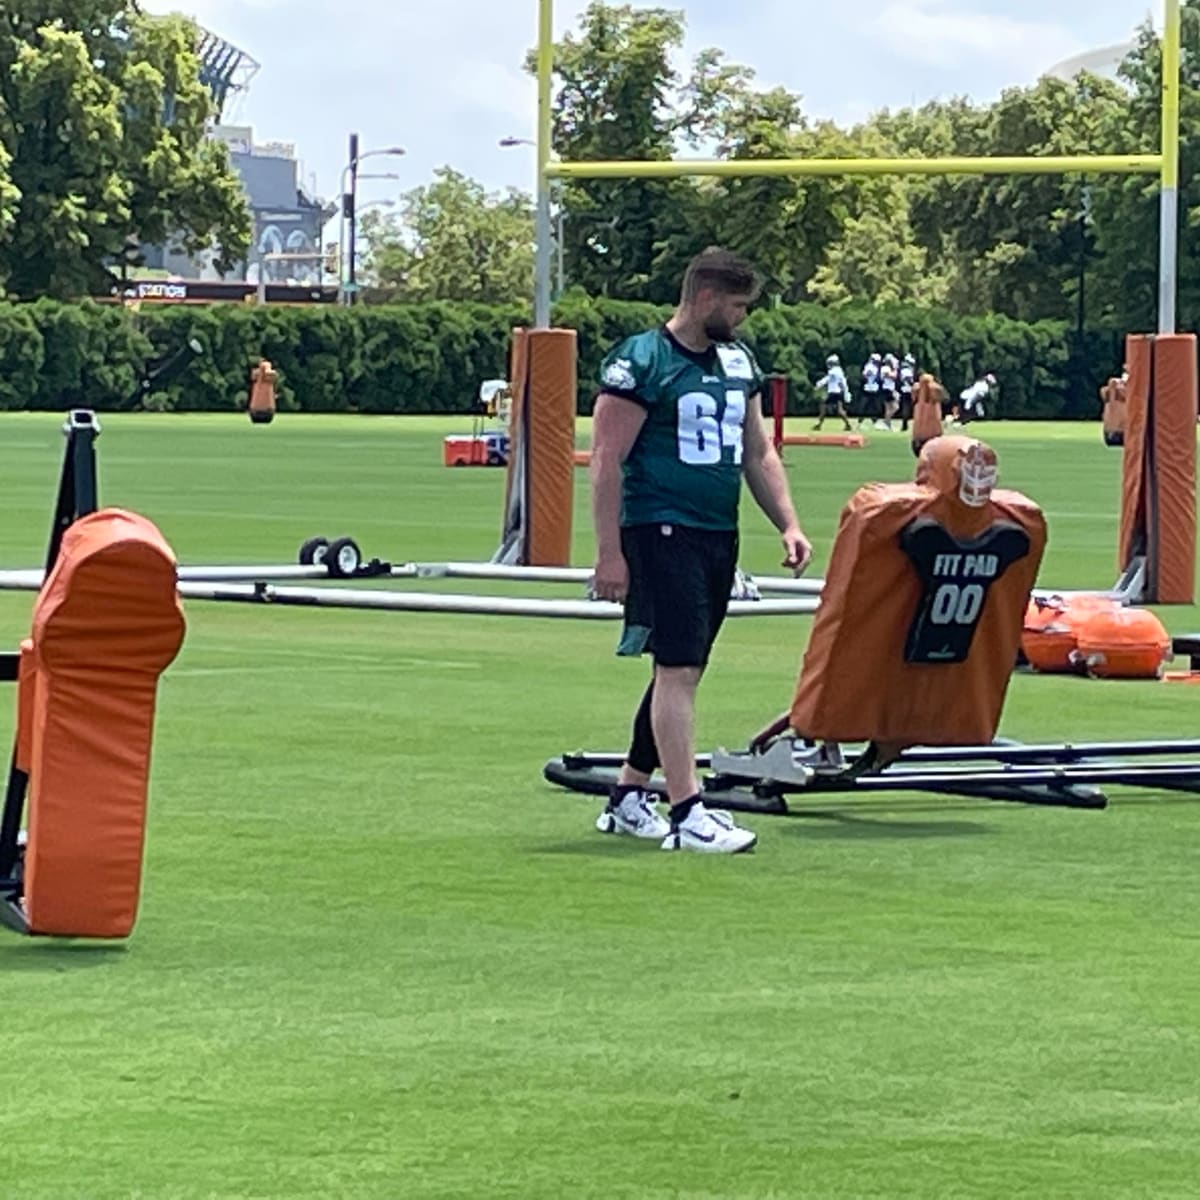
194, 28, 260, 121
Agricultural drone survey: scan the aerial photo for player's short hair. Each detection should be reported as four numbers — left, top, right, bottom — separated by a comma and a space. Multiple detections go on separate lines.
680, 247, 761, 302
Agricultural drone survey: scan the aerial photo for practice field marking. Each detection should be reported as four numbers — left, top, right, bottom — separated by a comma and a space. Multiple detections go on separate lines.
168, 659, 480, 678
173, 646, 482, 673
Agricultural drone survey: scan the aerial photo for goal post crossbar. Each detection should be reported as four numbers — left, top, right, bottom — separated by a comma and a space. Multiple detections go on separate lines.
533, 0, 1181, 333
546, 155, 1162, 181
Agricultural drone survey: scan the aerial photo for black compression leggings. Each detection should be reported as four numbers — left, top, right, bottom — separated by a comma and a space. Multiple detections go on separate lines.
627, 680, 659, 775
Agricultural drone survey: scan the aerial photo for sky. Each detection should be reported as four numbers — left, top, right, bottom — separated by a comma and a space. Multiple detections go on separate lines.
143, 0, 1159, 218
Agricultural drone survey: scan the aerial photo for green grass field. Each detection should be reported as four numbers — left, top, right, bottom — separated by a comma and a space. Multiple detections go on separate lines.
0, 413, 1198, 1199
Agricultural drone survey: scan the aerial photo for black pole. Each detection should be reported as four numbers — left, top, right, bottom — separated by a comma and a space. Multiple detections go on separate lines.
44, 411, 100, 576
346, 131, 359, 306
0, 759, 27, 882
3, 412, 101, 899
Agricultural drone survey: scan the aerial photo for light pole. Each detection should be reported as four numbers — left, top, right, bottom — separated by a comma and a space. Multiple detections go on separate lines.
500, 136, 564, 303
338, 135, 405, 305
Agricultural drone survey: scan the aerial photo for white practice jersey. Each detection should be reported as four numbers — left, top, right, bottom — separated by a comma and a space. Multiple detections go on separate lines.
881, 364, 898, 394
960, 379, 991, 407
817, 366, 849, 395
862, 361, 881, 392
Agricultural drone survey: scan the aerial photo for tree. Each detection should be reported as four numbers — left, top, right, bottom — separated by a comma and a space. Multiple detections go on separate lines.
0, 1, 250, 299
701, 88, 829, 303
362, 168, 534, 305
539, 2, 700, 302
809, 181, 952, 308
859, 78, 1131, 324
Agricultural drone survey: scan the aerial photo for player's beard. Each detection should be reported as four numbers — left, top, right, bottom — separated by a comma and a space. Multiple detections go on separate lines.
703, 315, 735, 342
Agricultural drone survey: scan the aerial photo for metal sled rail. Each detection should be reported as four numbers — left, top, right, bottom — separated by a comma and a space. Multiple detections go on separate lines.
546, 735, 1200, 813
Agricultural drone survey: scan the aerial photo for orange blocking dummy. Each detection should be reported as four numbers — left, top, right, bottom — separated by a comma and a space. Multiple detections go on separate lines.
910, 373, 946, 456
1101, 374, 1126, 447
21, 509, 185, 938
248, 359, 277, 424
791, 437, 1046, 748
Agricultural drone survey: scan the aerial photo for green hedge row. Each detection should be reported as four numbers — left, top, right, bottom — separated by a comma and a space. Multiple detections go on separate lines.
0, 296, 1128, 418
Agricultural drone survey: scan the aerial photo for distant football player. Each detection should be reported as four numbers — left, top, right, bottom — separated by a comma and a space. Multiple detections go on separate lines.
957, 374, 996, 425
814, 353, 853, 431
859, 352, 882, 429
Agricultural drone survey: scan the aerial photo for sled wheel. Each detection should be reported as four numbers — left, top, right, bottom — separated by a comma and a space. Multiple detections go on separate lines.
326, 537, 363, 578
299, 537, 329, 566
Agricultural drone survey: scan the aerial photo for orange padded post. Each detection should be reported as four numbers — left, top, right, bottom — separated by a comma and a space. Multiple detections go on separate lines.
23, 509, 185, 938
525, 329, 577, 566
792, 438, 1046, 748
1120, 333, 1197, 603
502, 327, 577, 566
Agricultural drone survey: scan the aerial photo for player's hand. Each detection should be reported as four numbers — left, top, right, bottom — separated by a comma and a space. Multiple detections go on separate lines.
781, 527, 813, 576
592, 550, 630, 602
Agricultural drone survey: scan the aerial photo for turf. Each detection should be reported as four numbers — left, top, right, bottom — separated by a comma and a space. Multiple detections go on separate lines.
0, 413, 1197, 1199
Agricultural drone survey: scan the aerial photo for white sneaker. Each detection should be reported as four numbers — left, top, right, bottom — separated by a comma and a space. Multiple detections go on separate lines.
661, 802, 757, 854
596, 788, 670, 840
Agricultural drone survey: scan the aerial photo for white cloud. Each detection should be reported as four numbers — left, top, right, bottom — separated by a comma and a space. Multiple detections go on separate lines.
873, 1, 1083, 70
137, 0, 1147, 209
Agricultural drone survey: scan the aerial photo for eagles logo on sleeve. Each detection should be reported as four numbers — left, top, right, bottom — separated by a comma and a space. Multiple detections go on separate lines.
602, 357, 638, 392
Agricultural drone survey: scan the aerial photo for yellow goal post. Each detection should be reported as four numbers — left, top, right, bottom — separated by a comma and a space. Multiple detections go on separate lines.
530, 0, 1181, 334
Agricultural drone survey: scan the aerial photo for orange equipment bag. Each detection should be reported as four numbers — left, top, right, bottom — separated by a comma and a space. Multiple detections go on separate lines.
1071, 606, 1172, 680
1021, 594, 1119, 674
20, 509, 185, 938
791, 437, 1046, 748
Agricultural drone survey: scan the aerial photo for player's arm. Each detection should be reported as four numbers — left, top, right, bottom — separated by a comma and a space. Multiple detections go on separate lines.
590, 392, 647, 601
741, 391, 812, 573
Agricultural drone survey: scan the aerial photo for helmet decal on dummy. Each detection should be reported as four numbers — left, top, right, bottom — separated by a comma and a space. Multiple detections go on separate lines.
915, 435, 998, 507
958, 440, 999, 507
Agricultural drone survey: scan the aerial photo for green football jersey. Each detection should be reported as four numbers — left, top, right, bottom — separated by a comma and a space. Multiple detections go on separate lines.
598, 327, 764, 531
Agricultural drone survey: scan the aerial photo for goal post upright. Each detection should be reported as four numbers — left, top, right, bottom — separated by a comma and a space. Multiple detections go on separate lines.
534, 0, 555, 329
1159, 0, 1181, 335
526, 1, 1186, 586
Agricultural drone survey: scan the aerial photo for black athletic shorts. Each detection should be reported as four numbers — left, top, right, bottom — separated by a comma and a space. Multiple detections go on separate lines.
617, 523, 738, 668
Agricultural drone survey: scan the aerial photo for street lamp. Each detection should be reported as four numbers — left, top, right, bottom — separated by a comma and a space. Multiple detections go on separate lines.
339, 135, 406, 304
499, 135, 564, 301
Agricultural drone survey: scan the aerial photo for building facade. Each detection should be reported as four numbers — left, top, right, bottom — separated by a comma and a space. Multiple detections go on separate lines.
144, 125, 334, 285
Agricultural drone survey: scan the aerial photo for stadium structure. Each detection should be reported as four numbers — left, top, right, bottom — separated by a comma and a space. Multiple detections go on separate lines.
140, 23, 333, 287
